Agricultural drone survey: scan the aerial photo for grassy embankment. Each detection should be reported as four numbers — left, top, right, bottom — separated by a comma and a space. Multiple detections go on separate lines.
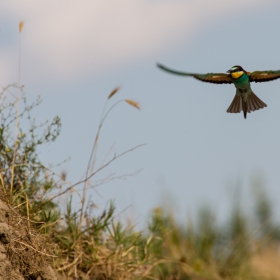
2, 83, 280, 280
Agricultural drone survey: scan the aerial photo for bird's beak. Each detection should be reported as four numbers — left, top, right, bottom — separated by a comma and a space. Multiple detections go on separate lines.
227, 69, 231, 73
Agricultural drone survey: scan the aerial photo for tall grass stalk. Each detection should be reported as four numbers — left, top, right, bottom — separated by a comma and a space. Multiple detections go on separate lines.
10, 21, 24, 194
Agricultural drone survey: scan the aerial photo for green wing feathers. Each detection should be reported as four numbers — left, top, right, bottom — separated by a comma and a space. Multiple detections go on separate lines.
194, 74, 232, 84
249, 70, 280, 83
157, 64, 232, 84
157, 63, 199, 76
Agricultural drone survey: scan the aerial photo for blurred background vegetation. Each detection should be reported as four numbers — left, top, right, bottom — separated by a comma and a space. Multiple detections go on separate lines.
1, 84, 280, 280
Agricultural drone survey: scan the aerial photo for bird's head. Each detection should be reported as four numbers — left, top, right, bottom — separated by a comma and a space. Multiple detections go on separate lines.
227, 65, 246, 79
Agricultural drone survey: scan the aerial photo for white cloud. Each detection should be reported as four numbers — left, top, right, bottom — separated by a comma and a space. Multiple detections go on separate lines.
0, 0, 268, 84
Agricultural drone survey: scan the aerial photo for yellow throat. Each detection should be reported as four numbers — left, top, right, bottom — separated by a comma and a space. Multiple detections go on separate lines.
231, 71, 244, 79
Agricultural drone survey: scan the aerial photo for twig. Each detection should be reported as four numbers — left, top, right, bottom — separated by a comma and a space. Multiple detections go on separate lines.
14, 239, 57, 258
46, 144, 145, 204
57, 253, 83, 271
75, 144, 146, 188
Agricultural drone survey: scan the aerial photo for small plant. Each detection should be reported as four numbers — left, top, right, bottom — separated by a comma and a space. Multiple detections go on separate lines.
0, 83, 147, 278
0, 86, 61, 220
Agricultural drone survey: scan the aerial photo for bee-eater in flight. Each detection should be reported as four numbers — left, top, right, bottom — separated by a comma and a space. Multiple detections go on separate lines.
157, 64, 280, 119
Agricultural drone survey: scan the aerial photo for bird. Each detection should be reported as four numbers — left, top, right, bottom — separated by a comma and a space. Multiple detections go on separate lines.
157, 64, 280, 119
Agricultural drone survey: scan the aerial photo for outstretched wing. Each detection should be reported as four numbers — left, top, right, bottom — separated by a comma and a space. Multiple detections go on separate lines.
157, 63, 232, 84
249, 70, 280, 83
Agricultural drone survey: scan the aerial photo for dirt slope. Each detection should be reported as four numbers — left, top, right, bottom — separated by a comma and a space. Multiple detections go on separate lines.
0, 198, 57, 279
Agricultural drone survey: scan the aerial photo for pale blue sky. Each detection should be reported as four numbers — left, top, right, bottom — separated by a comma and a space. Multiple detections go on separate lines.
1, 1, 280, 226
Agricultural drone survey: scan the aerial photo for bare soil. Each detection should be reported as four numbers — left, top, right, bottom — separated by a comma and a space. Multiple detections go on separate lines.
0, 198, 58, 280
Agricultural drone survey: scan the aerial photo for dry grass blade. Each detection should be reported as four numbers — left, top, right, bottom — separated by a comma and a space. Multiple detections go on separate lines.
125, 99, 140, 110
57, 253, 83, 271
108, 87, 120, 99
19, 21, 24, 33
14, 240, 57, 258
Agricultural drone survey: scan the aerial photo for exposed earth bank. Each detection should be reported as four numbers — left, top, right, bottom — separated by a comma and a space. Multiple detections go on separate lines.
0, 198, 57, 279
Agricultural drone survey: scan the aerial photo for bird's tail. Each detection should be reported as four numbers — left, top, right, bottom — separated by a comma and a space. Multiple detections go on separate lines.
226, 94, 242, 115
227, 92, 267, 119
